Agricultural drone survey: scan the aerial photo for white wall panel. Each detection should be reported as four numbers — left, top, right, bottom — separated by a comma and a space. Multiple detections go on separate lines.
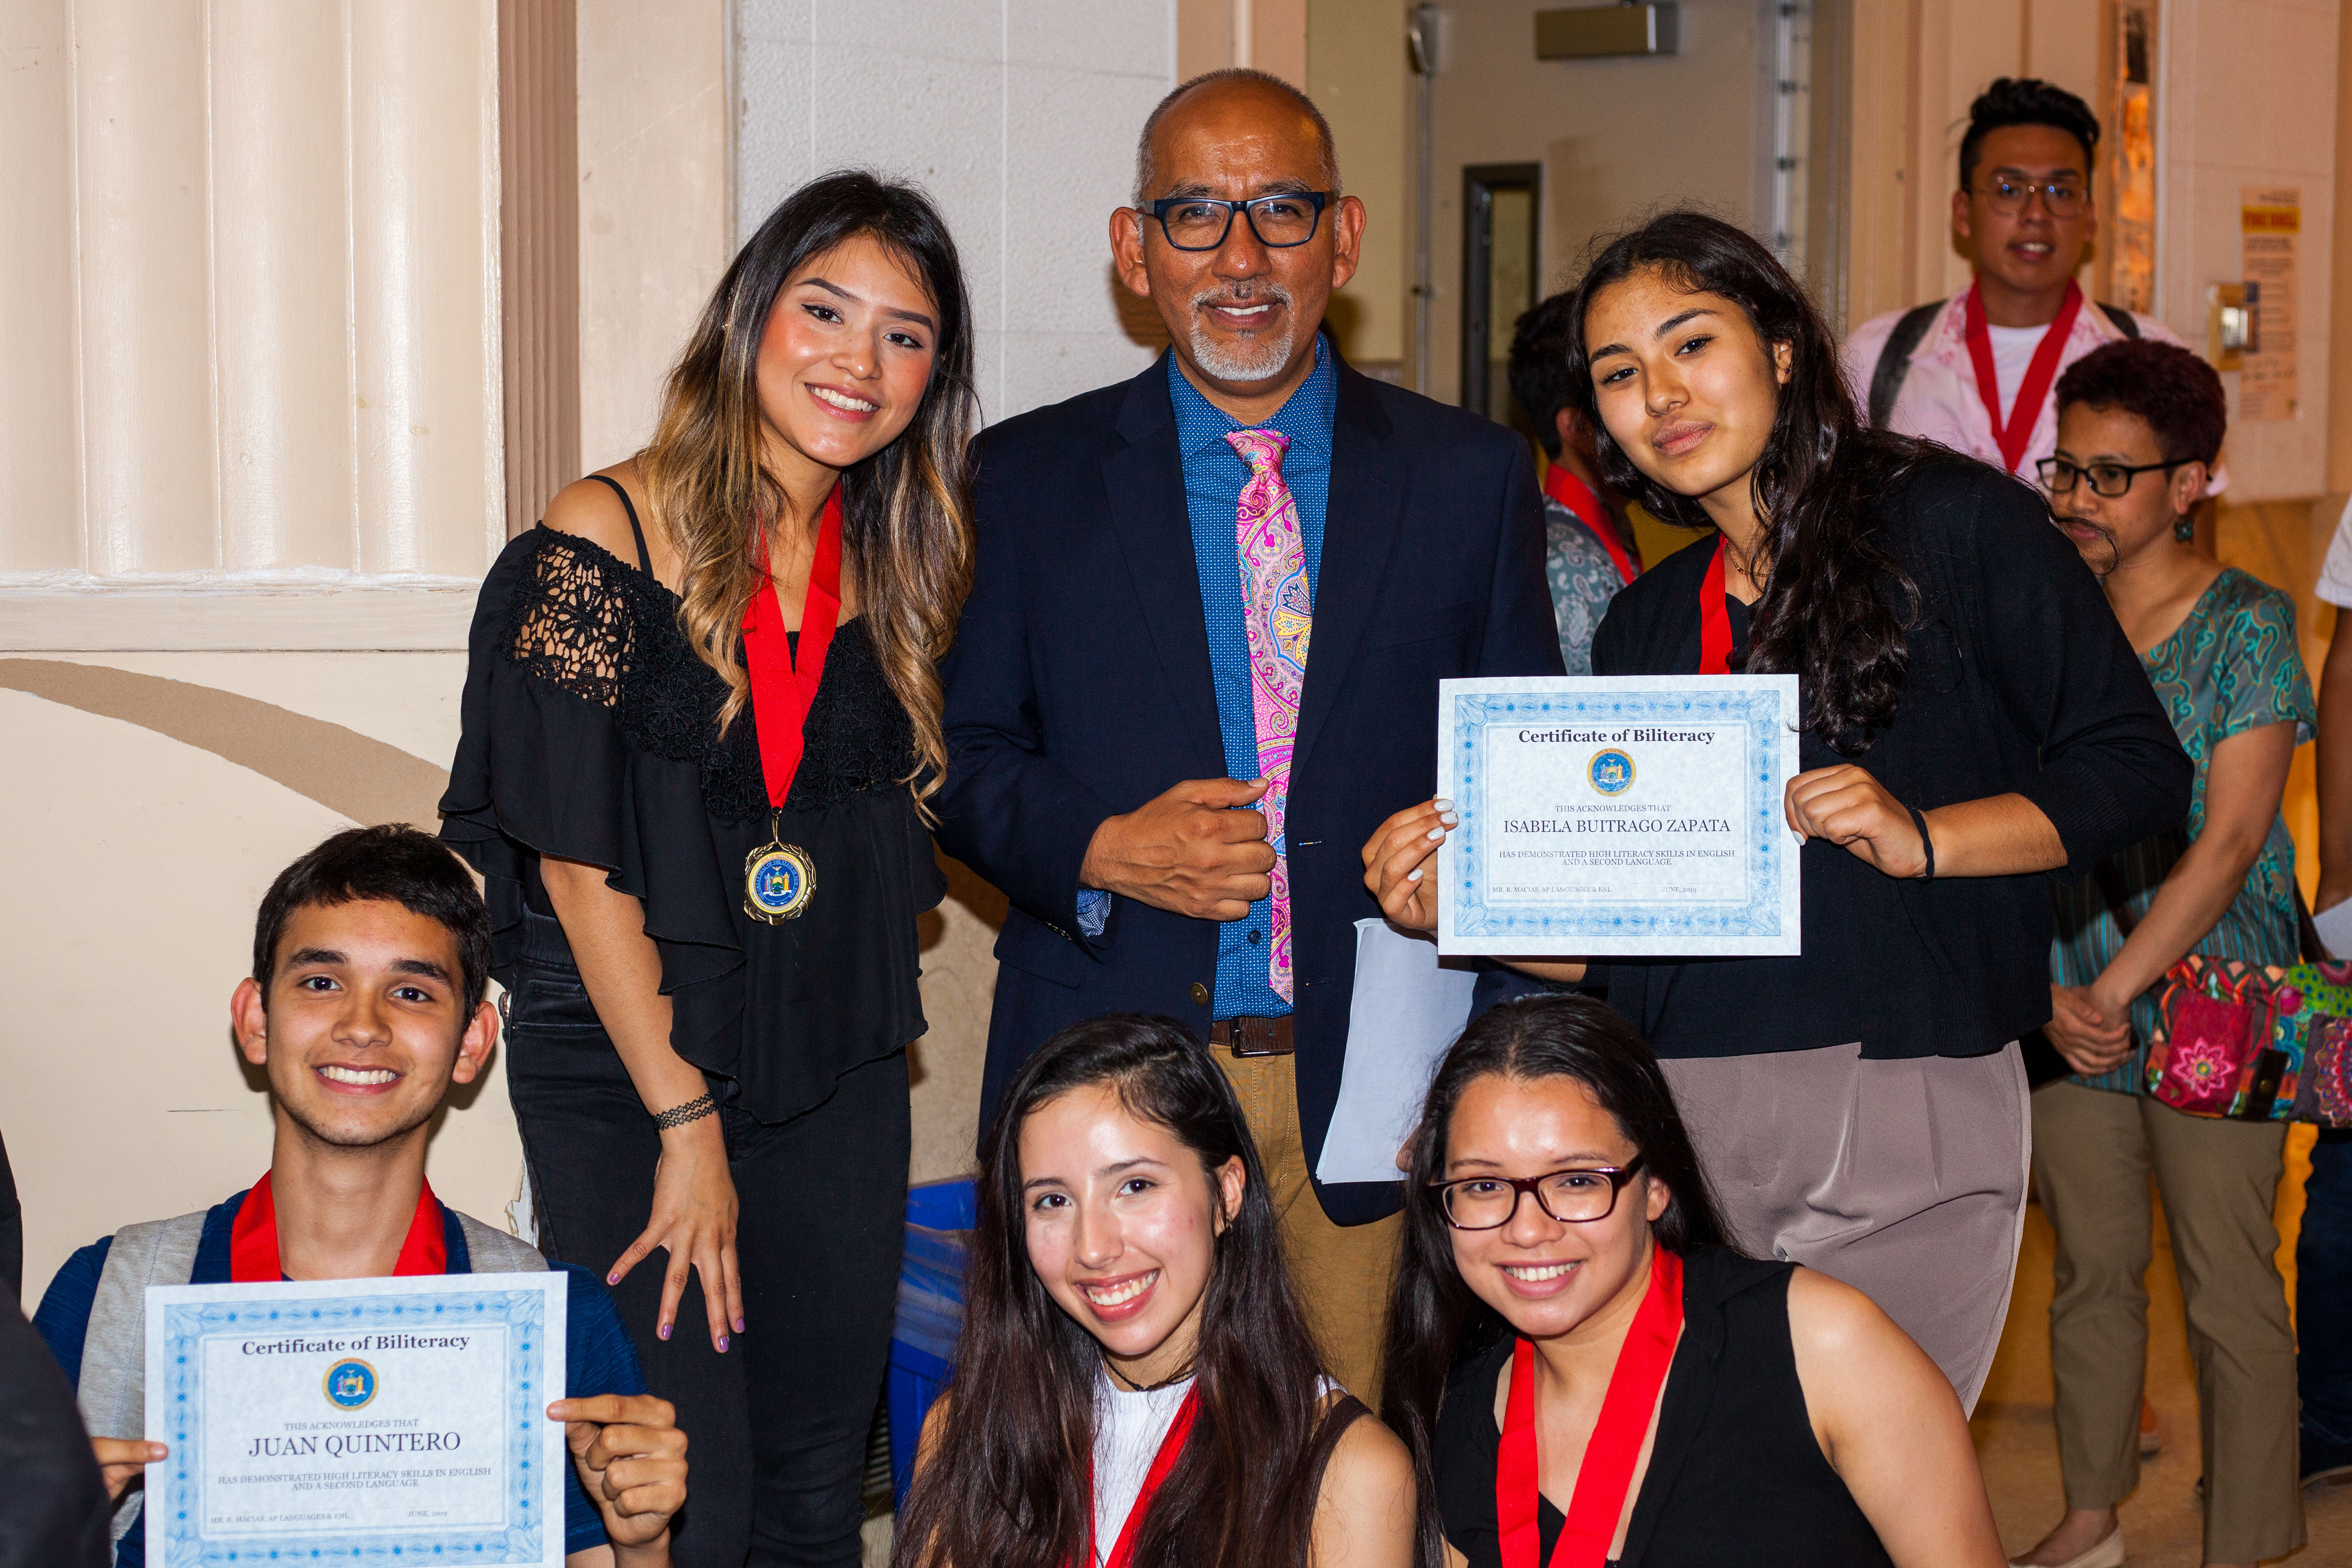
1013, 0, 1173, 77
211, 0, 355, 573
2, 0, 505, 589
0, 0, 82, 573
351, 3, 503, 577
76, 0, 218, 577
737, 0, 1174, 425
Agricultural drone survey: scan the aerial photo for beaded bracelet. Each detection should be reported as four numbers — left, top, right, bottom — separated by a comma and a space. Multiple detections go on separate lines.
652, 1092, 718, 1131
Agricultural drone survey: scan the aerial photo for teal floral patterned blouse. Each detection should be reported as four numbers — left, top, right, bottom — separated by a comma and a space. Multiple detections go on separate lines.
1544, 495, 1632, 677
2049, 568, 2316, 1094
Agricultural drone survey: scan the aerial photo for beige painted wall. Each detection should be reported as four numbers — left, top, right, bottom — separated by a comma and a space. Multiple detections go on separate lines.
2157, 0, 2338, 503
577, 0, 733, 471
1181, 0, 1308, 80
1308, 0, 1410, 368
1409, 0, 1769, 407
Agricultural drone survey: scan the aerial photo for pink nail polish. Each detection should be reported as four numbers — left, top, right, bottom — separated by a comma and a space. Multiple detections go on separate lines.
717, 1335, 729, 1352
734, 1318, 746, 1333
606, 1273, 620, 1286
658, 1323, 671, 1341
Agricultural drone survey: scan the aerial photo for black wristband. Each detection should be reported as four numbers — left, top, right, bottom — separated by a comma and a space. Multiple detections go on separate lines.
1906, 804, 1935, 881
652, 1092, 718, 1131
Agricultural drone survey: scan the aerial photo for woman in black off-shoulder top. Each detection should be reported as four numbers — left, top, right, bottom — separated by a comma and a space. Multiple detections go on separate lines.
441, 173, 975, 1568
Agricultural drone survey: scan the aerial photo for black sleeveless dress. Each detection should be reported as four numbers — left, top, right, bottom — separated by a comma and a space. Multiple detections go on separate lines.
438, 483, 945, 1123
1434, 1247, 1894, 1568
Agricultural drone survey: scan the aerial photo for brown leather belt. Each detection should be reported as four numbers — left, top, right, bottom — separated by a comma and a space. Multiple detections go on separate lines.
1209, 1016, 1293, 1057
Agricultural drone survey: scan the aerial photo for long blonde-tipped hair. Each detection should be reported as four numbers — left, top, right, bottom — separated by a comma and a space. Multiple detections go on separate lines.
641, 170, 977, 805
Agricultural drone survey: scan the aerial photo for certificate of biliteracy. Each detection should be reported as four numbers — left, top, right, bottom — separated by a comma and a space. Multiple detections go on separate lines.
1437, 674, 1802, 957
143, 1272, 569, 1568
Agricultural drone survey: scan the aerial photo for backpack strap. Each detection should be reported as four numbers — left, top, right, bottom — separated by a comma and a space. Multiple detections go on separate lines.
454, 1211, 551, 1275
80, 1212, 207, 1545
1868, 299, 1946, 429
2097, 301, 2142, 339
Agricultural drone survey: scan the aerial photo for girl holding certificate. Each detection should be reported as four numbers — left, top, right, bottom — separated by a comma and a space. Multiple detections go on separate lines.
1363, 210, 2190, 1412
441, 172, 975, 1564
892, 1015, 1415, 1568
1383, 995, 2004, 1568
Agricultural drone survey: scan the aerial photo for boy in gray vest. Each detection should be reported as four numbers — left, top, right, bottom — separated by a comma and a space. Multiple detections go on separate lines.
31, 825, 690, 1568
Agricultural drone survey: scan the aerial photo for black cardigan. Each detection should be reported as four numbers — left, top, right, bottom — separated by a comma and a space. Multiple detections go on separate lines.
1587, 453, 2192, 1060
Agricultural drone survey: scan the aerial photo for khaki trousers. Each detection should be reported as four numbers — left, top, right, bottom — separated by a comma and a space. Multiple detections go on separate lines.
2029, 1081, 2302, 1563
1660, 1042, 2031, 1413
1213, 1048, 1402, 1404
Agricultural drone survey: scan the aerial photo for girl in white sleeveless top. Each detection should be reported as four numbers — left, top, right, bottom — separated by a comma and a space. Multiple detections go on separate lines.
891, 1015, 1414, 1568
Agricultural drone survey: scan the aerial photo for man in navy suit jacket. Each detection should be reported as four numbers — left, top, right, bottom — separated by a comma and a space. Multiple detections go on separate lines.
933, 68, 1561, 1397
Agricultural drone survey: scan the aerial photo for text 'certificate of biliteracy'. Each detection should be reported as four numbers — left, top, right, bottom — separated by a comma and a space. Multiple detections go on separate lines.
1437, 674, 1802, 957
144, 1271, 568, 1568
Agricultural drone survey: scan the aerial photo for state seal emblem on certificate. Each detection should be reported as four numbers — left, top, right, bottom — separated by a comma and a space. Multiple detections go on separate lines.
142, 1271, 569, 1567
1436, 673, 1802, 957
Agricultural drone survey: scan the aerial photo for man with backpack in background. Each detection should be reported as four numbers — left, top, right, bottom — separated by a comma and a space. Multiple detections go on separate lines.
1845, 78, 2219, 501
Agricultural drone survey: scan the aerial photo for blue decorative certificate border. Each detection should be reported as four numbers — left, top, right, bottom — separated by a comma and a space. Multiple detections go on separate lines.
1450, 687, 1789, 943
154, 1286, 554, 1567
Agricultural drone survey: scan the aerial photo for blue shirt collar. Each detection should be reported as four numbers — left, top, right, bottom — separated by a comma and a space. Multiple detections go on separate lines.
1166, 334, 1335, 456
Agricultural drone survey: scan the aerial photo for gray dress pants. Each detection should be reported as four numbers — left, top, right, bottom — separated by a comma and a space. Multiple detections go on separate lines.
1660, 1041, 2031, 1412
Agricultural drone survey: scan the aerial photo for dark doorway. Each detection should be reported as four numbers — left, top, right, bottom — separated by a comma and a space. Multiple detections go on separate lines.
1460, 163, 1541, 422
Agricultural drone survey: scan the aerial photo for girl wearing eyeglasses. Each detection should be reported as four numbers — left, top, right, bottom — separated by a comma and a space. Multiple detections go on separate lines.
2015, 337, 2312, 1568
1381, 995, 2003, 1568
891, 1015, 1415, 1568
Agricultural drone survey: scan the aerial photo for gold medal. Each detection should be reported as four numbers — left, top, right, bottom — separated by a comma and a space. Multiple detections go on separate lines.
743, 813, 815, 923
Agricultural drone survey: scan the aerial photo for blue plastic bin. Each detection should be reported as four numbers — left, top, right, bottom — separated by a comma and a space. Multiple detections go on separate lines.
888, 1177, 975, 1505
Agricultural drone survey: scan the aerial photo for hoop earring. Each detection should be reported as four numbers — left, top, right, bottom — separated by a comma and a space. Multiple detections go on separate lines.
2174, 515, 2196, 543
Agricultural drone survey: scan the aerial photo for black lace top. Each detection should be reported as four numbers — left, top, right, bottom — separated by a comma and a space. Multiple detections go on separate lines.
439, 522, 945, 1124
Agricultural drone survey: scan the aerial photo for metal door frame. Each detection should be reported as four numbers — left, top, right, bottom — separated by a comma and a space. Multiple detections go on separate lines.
1460, 163, 1542, 418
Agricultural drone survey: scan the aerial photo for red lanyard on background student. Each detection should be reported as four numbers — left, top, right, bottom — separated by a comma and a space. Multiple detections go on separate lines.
1494, 1245, 1684, 1568
1087, 1385, 1201, 1568
1542, 464, 1640, 586
1962, 279, 2083, 475
737, 487, 844, 923
228, 1170, 446, 1282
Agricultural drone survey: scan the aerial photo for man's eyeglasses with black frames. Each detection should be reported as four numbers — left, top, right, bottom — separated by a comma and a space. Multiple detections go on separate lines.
1976, 177, 2087, 218
1145, 191, 1332, 251
2038, 456, 2189, 498
1431, 1155, 1647, 1231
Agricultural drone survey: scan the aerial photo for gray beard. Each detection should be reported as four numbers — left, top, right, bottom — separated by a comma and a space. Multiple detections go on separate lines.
1186, 286, 1296, 382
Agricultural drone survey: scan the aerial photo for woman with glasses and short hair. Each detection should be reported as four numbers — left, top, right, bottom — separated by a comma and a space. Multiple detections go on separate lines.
1381, 995, 2004, 1568
2012, 336, 2311, 1568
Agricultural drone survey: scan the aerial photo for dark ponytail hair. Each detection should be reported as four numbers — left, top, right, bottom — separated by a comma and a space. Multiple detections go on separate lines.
1566, 209, 1933, 754
1378, 995, 1731, 1568
891, 1015, 1338, 1568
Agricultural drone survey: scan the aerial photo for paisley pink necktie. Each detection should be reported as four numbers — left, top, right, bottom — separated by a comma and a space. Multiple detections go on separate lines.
1225, 427, 1311, 1003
